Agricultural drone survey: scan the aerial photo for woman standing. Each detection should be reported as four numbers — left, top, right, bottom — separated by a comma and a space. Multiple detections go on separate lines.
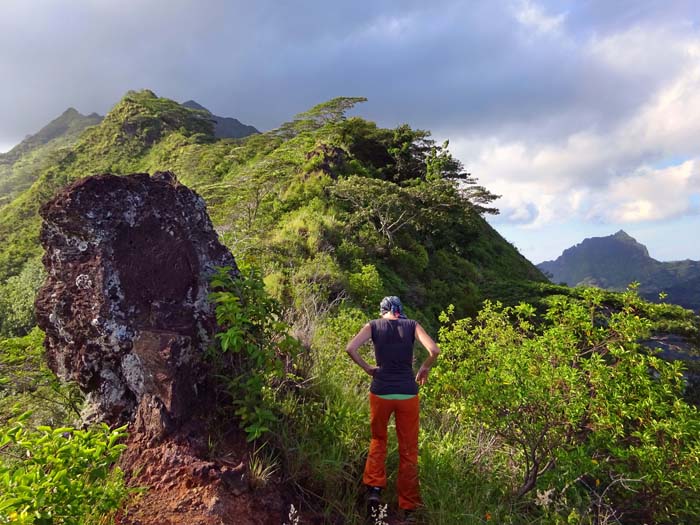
345, 296, 440, 522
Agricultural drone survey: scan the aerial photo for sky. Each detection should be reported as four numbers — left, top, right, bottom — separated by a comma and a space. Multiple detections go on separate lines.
1, 0, 699, 263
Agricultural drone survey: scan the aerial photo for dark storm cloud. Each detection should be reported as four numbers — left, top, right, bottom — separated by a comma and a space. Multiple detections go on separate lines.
0, 0, 697, 148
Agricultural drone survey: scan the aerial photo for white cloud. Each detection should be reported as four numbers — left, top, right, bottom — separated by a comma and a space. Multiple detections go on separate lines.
513, 0, 566, 35
451, 21, 700, 229
590, 160, 700, 223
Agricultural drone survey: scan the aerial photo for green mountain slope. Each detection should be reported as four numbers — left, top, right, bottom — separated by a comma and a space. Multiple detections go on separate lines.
1, 91, 699, 525
0, 89, 544, 334
538, 230, 700, 310
0, 108, 102, 207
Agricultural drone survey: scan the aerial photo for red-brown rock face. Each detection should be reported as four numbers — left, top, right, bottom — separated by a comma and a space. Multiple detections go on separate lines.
35, 172, 237, 434
34, 173, 296, 524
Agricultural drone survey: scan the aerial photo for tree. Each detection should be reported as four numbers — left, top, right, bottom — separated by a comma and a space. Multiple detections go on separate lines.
274, 97, 367, 138
425, 140, 499, 214
331, 176, 417, 247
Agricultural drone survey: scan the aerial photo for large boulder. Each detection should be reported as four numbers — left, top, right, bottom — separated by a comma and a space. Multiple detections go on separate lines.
35, 171, 237, 435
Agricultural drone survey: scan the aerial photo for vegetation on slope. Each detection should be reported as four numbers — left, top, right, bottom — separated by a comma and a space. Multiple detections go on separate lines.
1, 91, 699, 524
0, 90, 543, 334
207, 263, 700, 524
0, 108, 102, 208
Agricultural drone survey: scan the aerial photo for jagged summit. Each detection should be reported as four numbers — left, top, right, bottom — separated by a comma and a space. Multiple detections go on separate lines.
538, 231, 700, 310
611, 229, 645, 247
182, 99, 259, 139
181, 100, 207, 111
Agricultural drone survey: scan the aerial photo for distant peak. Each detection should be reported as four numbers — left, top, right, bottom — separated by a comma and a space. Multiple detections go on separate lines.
53, 108, 101, 124
182, 100, 209, 112
121, 89, 159, 103
136, 89, 157, 98
610, 230, 643, 248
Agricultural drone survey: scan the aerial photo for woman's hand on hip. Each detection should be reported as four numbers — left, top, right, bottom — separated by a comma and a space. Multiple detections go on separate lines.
416, 365, 430, 385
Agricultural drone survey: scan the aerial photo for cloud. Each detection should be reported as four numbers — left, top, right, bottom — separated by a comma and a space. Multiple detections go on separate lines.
0, 0, 667, 143
449, 18, 700, 228
0, 0, 698, 239
590, 160, 700, 223
514, 0, 566, 35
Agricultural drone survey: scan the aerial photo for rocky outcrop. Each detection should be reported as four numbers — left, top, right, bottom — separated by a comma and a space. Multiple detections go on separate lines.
35, 171, 237, 436
34, 172, 297, 524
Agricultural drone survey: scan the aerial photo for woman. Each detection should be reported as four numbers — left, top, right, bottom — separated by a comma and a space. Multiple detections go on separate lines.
345, 296, 440, 521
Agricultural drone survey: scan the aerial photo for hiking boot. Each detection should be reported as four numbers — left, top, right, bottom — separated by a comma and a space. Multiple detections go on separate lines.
366, 486, 382, 522
401, 509, 418, 524
367, 486, 382, 503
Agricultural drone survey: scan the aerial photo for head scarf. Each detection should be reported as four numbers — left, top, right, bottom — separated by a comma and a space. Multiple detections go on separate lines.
380, 296, 406, 318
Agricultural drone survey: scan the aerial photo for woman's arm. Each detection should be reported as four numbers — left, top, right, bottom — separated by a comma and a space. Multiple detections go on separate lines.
415, 323, 440, 385
345, 323, 378, 376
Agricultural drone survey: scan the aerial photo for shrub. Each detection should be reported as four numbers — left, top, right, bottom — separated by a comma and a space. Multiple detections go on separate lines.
429, 288, 700, 523
0, 414, 129, 524
0, 328, 82, 427
347, 263, 383, 310
209, 266, 301, 442
0, 257, 45, 337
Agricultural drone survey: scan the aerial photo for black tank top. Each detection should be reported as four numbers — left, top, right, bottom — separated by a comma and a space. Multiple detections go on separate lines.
369, 318, 418, 396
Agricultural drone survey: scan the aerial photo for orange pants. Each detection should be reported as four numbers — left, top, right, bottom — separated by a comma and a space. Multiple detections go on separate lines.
363, 393, 422, 510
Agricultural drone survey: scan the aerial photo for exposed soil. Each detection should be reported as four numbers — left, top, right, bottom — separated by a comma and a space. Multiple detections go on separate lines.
116, 423, 291, 525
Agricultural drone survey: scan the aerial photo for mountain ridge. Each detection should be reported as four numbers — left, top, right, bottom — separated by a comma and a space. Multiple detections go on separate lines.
0, 89, 545, 331
0, 97, 259, 211
0, 108, 103, 206
538, 230, 700, 310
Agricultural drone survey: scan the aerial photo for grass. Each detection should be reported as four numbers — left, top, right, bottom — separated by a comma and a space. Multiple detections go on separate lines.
273, 321, 537, 525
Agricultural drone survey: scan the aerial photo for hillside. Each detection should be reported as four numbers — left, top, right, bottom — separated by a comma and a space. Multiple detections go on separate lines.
0, 90, 545, 335
538, 230, 700, 310
0, 108, 102, 207
1, 91, 699, 525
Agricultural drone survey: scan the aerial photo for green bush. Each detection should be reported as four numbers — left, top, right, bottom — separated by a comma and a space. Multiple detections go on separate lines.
0, 414, 129, 525
347, 263, 383, 309
428, 288, 700, 523
209, 266, 301, 442
0, 328, 82, 427
0, 257, 45, 337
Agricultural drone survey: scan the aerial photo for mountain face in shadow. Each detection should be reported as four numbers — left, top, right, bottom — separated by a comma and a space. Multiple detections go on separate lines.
181, 100, 259, 139
538, 230, 700, 310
